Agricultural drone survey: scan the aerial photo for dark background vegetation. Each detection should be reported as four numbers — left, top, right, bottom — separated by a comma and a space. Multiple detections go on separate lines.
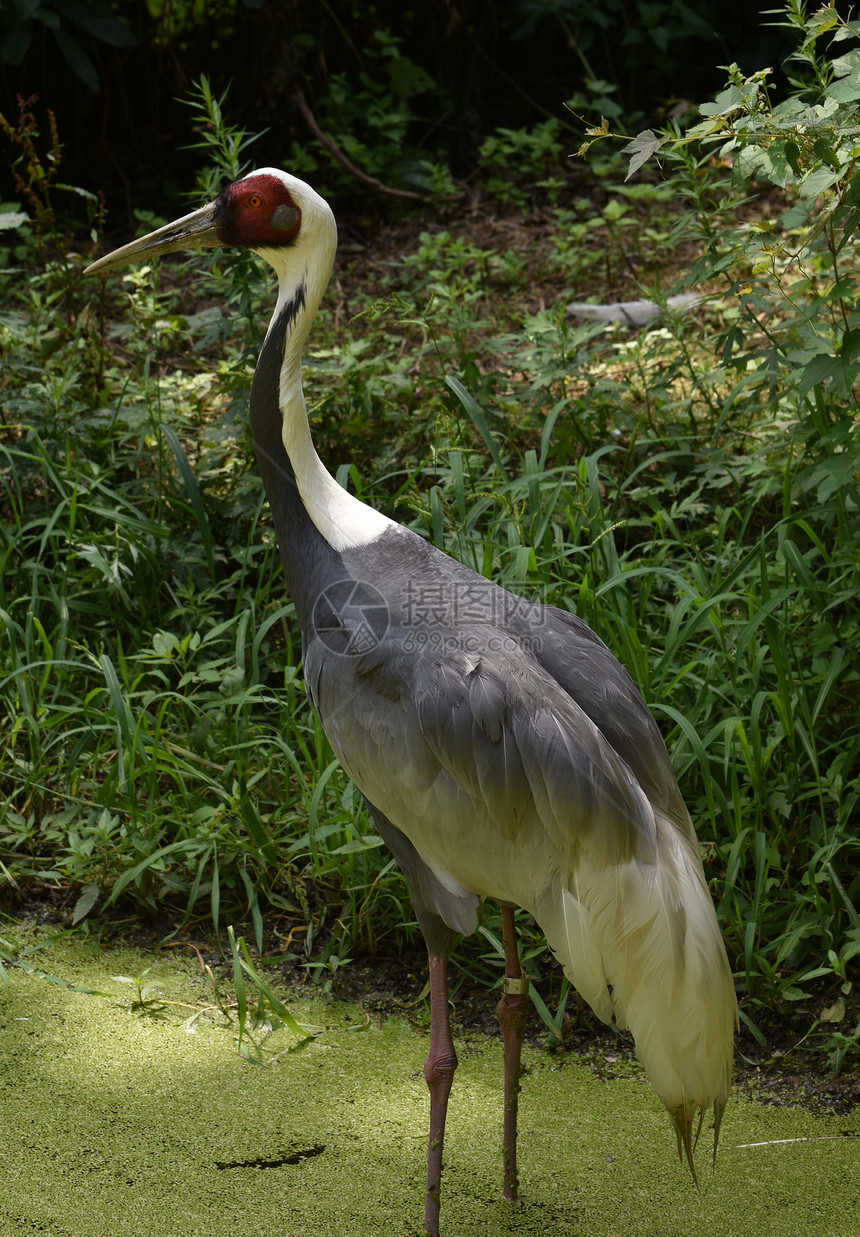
3, 0, 791, 220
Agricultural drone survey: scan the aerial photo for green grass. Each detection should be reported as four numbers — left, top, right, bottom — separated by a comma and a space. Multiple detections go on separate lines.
2, 14, 859, 1071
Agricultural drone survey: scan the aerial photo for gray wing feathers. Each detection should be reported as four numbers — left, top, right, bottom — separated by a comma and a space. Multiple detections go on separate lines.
528, 607, 692, 833
307, 626, 660, 884
303, 542, 734, 1139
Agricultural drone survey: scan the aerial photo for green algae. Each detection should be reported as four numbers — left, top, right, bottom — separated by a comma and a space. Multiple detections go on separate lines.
0, 933, 857, 1237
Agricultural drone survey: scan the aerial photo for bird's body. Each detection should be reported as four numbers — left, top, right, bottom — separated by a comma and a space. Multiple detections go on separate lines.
86, 168, 736, 1235
304, 523, 732, 1137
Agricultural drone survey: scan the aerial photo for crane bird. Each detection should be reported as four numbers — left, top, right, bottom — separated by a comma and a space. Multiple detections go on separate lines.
86, 168, 736, 1236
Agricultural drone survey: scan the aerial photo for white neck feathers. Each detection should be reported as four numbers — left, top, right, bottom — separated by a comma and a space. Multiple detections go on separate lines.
252, 171, 396, 553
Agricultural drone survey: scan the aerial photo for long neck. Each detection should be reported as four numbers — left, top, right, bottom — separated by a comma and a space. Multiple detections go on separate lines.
249, 254, 393, 622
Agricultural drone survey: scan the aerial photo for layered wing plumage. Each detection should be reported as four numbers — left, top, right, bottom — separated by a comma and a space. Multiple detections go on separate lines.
302, 525, 735, 1157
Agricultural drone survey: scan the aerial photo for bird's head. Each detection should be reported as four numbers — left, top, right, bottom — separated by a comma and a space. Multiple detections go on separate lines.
84, 168, 336, 278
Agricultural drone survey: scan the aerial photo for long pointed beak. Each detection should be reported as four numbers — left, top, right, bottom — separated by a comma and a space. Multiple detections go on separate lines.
84, 201, 222, 275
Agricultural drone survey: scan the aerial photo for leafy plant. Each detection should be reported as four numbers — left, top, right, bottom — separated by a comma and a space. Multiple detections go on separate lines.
479, 118, 572, 206
1, 0, 134, 93
288, 28, 443, 196
113, 966, 164, 1008
228, 925, 317, 1063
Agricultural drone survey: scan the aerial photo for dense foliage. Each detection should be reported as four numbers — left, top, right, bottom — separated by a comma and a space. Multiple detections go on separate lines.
1, 2, 858, 1069
1, 0, 790, 217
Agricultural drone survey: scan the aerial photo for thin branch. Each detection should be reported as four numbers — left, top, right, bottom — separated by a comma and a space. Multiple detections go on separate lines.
733, 1136, 860, 1148
295, 90, 423, 200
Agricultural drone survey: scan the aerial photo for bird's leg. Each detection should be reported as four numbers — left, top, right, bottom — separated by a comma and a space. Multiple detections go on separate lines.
424, 952, 457, 1237
496, 904, 529, 1202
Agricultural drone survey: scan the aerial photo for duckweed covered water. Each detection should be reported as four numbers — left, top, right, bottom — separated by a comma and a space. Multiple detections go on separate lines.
0, 933, 857, 1237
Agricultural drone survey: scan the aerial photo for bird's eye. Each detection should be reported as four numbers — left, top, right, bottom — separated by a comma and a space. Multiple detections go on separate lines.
248, 193, 264, 208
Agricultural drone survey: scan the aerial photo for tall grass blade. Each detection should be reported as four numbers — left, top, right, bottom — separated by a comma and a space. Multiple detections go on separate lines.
444, 374, 507, 479
161, 422, 216, 582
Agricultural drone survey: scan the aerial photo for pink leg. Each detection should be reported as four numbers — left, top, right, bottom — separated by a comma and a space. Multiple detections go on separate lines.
496, 904, 529, 1201
424, 953, 457, 1237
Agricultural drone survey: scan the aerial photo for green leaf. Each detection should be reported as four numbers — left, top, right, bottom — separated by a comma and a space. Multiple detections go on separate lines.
52, 0, 135, 47
228, 926, 314, 1049
826, 76, 860, 104
238, 782, 277, 866
798, 353, 839, 398
161, 423, 216, 583
734, 142, 794, 189
1, 21, 33, 65
98, 652, 140, 786
52, 28, 99, 93
783, 140, 802, 177
798, 166, 841, 200
806, 450, 859, 503
812, 137, 842, 172
106, 840, 199, 905
831, 48, 860, 78
330, 837, 386, 854
443, 375, 507, 479
621, 129, 666, 179
72, 883, 100, 924
11, 0, 44, 20
840, 176, 860, 208
720, 324, 745, 365
699, 84, 745, 117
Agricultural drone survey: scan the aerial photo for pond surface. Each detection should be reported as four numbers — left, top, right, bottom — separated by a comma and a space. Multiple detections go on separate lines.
1, 931, 857, 1237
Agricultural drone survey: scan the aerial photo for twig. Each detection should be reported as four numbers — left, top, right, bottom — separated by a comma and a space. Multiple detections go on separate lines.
733, 1136, 860, 1148
295, 90, 423, 201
